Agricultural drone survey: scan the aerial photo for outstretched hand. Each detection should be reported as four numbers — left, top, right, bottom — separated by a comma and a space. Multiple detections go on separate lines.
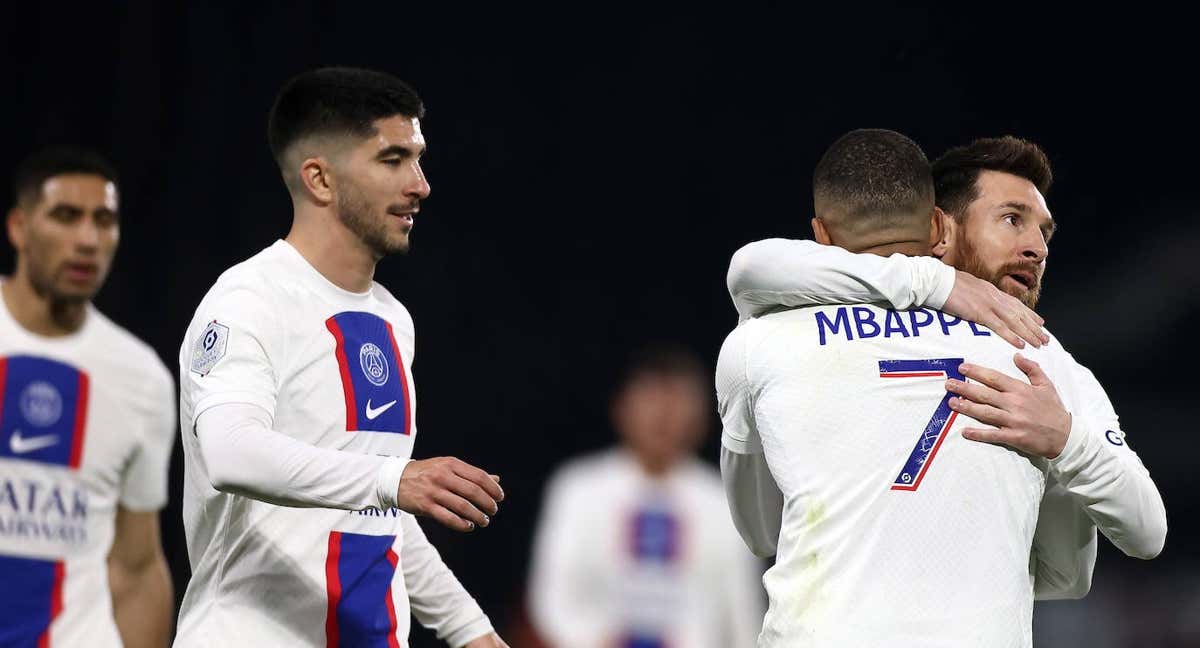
945, 354, 1072, 459
941, 270, 1049, 350
395, 457, 504, 532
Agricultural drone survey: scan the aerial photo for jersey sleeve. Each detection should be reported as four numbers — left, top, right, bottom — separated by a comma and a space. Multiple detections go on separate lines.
726, 238, 956, 321
398, 513, 494, 647
1031, 474, 1097, 600
182, 283, 280, 427
195, 402, 408, 510
716, 326, 783, 558
1046, 348, 1167, 560
118, 355, 178, 511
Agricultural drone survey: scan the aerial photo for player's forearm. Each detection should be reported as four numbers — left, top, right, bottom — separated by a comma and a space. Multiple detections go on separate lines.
398, 514, 495, 647
726, 238, 956, 320
196, 403, 408, 511
1049, 417, 1167, 559
720, 445, 782, 558
109, 552, 173, 648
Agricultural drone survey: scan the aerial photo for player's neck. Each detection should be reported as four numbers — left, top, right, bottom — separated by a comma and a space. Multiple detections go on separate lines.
0, 272, 87, 337
285, 216, 377, 294
854, 240, 929, 257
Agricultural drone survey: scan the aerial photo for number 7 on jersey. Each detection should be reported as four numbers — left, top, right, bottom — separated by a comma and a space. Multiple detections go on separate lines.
880, 358, 964, 491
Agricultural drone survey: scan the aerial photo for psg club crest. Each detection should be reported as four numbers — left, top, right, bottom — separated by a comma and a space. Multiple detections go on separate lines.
325, 312, 411, 435
358, 343, 389, 387
19, 381, 63, 427
191, 320, 229, 376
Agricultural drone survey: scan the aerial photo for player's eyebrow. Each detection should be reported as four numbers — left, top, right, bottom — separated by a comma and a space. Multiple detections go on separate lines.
375, 144, 423, 160
997, 200, 1033, 213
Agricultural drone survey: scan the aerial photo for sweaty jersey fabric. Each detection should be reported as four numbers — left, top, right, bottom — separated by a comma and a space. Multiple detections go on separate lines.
176, 240, 490, 648
0, 284, 175, 648
528, 449, 764, 648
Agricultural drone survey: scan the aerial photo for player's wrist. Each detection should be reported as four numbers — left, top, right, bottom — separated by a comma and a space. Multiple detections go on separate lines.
376, 457, 411, 510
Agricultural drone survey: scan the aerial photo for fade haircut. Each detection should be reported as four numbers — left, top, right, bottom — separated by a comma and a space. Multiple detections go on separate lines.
812, 129, 934, 238
267, 67, 425, 188
932, 136, 1052, 221
13, 147, 118, 208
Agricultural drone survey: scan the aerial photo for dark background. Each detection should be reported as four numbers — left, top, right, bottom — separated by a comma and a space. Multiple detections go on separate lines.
3, 4, 1197, 646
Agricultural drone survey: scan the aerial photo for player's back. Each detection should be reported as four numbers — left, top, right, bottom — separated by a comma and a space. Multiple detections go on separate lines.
719, 303, 1060, 647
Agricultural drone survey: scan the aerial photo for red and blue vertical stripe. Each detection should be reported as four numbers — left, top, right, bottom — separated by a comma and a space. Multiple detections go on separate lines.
325, 532, 401, 648
0, 356, 89, 467
0, 355, 89, 647
325, 312, 411, 435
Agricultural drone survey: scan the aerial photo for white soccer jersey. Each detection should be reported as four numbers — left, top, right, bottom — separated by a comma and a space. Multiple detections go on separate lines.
176, 240, 490, 648
528, 449, 764, 648
718, 304, 1073, 646
716, 239, 1165, 646
0, 283, 175, 648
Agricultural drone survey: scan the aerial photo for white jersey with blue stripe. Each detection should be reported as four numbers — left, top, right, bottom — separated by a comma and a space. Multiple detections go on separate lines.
176, 240, 484, 647
0, 286, 175, 648
717, 303, 1068, 647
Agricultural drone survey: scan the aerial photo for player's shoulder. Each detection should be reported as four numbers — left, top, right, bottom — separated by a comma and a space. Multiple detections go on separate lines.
369, 282, 414, 331
544, 448, 630, 497
190, 243, 289, 326
677, 458, 724, 496
87, 307, 173, 386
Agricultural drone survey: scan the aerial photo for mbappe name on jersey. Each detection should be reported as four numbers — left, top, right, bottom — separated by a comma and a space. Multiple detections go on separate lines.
815, 306, 993, 346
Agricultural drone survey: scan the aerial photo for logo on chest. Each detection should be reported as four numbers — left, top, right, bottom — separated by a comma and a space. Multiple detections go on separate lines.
0, 356, 89, 468
325, 312, 411, 435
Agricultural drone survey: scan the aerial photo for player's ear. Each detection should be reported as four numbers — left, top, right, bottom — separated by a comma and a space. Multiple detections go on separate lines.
811, 217, 833, 246
927, 206, 946, 251
931, 207, 954, 259
299, 156, 335, 206
6, 206, 27, 252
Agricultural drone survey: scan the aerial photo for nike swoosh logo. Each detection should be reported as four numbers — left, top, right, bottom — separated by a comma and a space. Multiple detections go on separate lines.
365, 399, 398, 421
10, 430, 59, 454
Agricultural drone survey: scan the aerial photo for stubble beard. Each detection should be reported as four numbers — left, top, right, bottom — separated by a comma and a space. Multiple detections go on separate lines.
335, 180, 410, 258
954, 229, 1043, 309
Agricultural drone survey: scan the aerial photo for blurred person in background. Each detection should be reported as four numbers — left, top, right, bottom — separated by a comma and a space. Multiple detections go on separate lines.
174, 68, 507, 648
528, 345, 763, 648
0, 148, 175, 647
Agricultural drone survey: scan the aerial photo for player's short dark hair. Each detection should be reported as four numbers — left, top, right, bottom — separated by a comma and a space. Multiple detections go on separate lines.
621, 343, 708, 388
812, 129, 934, 235
267, 67, 425, 167
13, 147, 118, 208
932, 136, 1053, 221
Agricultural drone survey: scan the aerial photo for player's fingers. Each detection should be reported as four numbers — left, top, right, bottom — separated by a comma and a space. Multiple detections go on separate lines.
944, 379, 1002, 407
958, 363, 1021, 392
449, 474, 499, 516
1013, 353, 1052, 387
433, 490, 490, 528
948, 396, 1009, 427
961, 426, 1011, 447
1002, 309, 1043, 349
450, 460, 506, 502
428, 505, 476, 533
987, 320, 1025, 350
490, 474, 501, 483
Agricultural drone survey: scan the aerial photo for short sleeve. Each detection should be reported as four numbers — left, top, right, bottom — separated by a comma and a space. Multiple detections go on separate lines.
182, 284, 280, 427
119, 355, 177, 511
717, 326, 761, 455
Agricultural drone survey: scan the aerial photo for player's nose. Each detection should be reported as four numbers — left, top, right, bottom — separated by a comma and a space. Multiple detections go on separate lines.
406, 162, 431, 200
1018, 227, 1047, 262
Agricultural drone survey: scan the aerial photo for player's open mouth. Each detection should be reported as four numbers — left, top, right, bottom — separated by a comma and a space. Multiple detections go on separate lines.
389, 209, 416, 224
1005, 271, 1036, 289
63, 262, 98, 282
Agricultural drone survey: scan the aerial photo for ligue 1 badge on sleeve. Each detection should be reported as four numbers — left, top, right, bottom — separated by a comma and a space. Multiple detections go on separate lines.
191, 320, 230, 376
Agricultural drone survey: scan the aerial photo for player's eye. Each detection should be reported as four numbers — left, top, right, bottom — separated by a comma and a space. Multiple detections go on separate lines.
93, 210, 119, 228
381, 158, 402, 167
47, 206, 81, 223
1002, 214, 1020, 227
